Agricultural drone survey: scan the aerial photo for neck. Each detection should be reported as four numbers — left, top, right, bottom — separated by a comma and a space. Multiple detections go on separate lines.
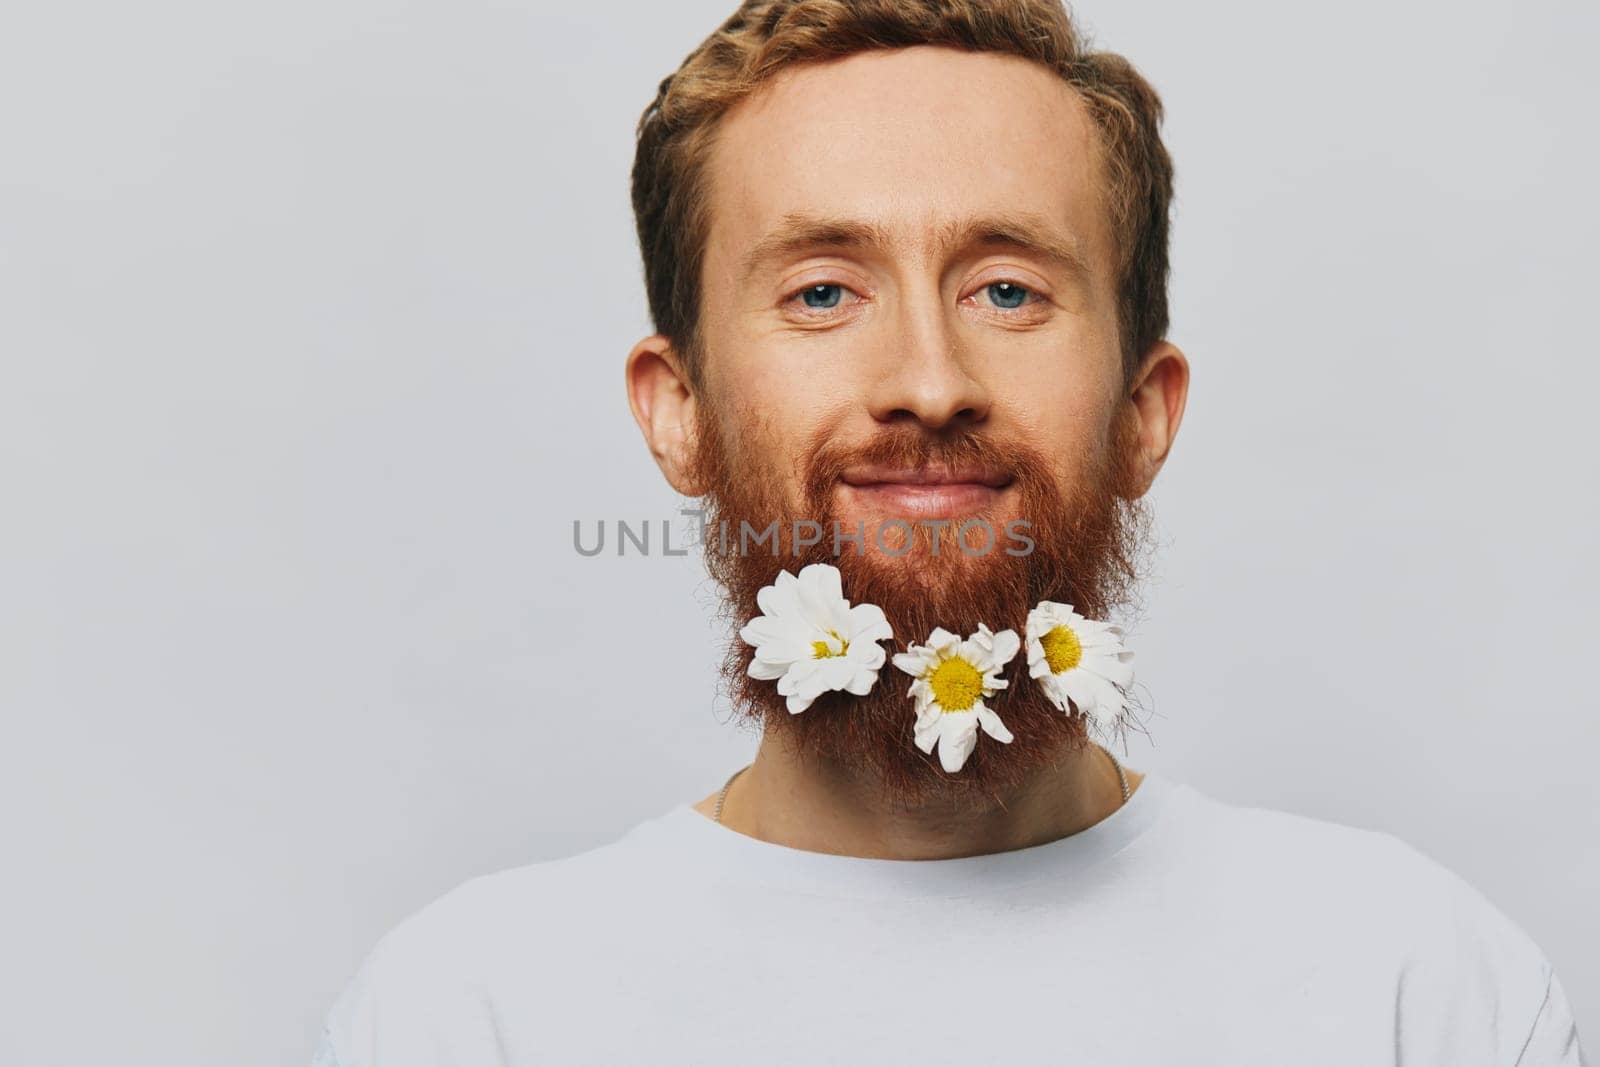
694, 732, 1144, 860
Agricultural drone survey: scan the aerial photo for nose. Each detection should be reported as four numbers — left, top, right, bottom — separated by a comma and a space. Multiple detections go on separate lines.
866, 294, 991, 431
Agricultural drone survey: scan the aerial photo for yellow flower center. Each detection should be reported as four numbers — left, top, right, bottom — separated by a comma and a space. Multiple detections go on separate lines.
1041, 624, 1083, 674
928, 656, 984, 712
812, 631, 849, 659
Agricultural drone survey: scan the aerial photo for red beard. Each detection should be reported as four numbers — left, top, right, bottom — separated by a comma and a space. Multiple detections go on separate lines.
687, 405, 1152, 808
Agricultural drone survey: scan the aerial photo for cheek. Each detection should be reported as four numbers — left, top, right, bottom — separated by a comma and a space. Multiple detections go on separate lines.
703, 375, 840, 512
995, 361, 1120, 448
701, 332, 858, 493
990, 355, 1125, 493
708, 322, 860, 414
1016, 410, 1105, 494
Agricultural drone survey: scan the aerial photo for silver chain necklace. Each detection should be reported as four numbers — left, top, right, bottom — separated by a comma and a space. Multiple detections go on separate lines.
713, 743, 1131, 824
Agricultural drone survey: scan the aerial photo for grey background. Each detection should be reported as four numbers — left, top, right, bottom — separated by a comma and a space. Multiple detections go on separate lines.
1, 1, 1594, 1063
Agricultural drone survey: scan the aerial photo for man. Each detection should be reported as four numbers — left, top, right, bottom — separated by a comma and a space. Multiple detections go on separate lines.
314, 1, 1586, 1063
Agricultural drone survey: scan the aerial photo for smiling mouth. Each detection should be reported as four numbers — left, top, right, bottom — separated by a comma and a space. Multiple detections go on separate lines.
837, 465, 1015, 520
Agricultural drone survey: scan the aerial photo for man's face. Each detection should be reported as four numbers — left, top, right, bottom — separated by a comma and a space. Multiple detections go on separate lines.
694, 45, 1128, 534
628, 45, 1185, 799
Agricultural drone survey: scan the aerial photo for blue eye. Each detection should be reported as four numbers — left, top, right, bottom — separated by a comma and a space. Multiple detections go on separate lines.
801, 284, 843, 309
986, 282, 1029, 309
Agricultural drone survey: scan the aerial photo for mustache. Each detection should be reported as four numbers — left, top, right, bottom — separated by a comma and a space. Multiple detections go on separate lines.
802, 426, 1051, 510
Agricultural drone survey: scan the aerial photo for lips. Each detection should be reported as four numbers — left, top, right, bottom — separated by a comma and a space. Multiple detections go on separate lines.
837, 464, 1014, 520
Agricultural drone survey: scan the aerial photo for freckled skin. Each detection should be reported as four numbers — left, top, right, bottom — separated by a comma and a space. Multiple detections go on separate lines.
696, 46, 1129, 523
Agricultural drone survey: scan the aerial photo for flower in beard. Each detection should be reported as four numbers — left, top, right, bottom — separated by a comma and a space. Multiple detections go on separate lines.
1025, 601, 1134, 741
892, 625, 1021, 773
739, 563, 893, 714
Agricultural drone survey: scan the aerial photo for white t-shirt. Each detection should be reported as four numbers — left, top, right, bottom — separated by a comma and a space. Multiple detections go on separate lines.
314, 772, 1586, 1065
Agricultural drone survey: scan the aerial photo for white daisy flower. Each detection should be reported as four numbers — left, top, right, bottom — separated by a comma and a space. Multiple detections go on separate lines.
739, 563, 893, 714
891, 624, 1021, 773
1025, 601, 1134, 741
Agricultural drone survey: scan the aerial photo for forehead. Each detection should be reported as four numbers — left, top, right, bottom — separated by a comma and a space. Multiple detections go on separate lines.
705, 45, 1111, 279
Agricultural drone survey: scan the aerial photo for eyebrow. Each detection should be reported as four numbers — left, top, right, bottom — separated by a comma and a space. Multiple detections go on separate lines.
939, 213, 1094, 282
738, 211, 1093, 281
739, 214, 895, 277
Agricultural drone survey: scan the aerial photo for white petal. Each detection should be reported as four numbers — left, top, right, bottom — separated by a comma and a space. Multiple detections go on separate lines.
824, 655, 864, 686
1082, 648, 1135, 690
849, 641, 887, 672
755, 571, 800, 618
976, 704, 1014, 744
796, 563, 848, 631
892, 649, 933, 677
797, 562, 843, 604
753, 640, 813, 670
844, 666, 878, 696
1073, 669, 1124, 718
914, 707, 942, 753
748, 618, 813, 652
740, 614, 801, 648
1036, 673, 1072, 713
1025, 604, 1058, 641
792, 671, 837, 708
1077, 631, 1127, 655
1036, 600, 1076, 622
847, 602, 893, 644
779, 657, 827, 691
1074, 619, 1118, 641
833, 656, 875, 692
747, 657, 789, 681
1057, 670, 1098, 714
988, 627, 1021, 667
937, 713, 980, 773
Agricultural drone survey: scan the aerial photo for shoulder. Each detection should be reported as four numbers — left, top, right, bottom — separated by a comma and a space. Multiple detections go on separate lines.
1169, 782, 1564, 1061
318, 809, 683, 1066
366, 817, 669, 963
1179, 783, 1551, 956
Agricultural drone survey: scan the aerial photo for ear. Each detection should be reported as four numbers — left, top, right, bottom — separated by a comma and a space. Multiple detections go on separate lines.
1123, 340, 1190, 497
626, 334, 707, 496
